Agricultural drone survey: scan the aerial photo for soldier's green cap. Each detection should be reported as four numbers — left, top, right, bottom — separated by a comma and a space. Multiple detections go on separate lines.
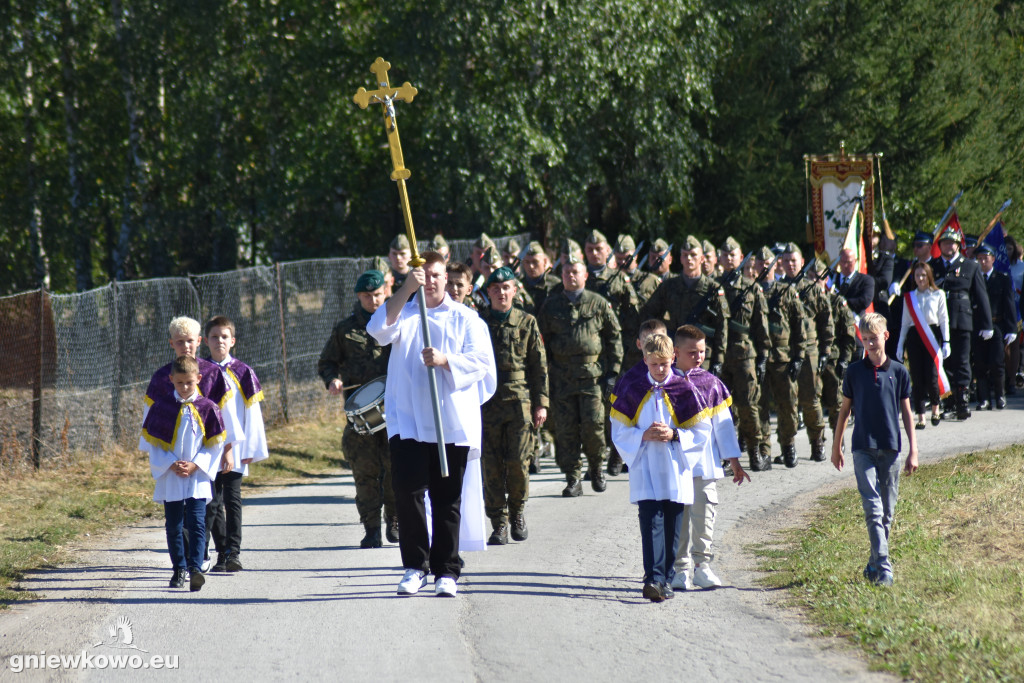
652, 238, 670, 252
505, 238, 521, 254
354, 269, 386, 294
721, 236, 742, 252
481, 246, 503, 267
614, 234, 636, 253
430, 234, 449, 250
525, 241, 546, 256
389, 234, 411, 251
486, 266, 516, 287
782, 241, 803, 256
473, 233, 496, 249
814, 258, 829, 272
561, 238, 583, 255
372, 256, 390, 273
701, 239, 716, 255
584, 229, 608, 245
681, 235, 703, 252
757, 246, 774, 262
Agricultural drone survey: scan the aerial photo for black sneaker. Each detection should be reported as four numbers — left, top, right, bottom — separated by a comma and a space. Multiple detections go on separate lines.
211, 554, 228, 573
169, 569, 185, 588
189, 567, 205, 592
225, 554, 243, 572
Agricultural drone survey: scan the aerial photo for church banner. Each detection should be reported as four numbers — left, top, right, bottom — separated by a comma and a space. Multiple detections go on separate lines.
807, 152, 876, 263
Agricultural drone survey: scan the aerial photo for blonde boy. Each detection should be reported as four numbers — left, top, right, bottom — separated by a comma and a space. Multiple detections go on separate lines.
204, 315, 269, 572
671, 325, 749, 591
610, 333, 696, 602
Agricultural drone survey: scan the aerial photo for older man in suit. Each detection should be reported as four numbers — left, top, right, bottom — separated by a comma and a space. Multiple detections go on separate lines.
836, 248, 875, 317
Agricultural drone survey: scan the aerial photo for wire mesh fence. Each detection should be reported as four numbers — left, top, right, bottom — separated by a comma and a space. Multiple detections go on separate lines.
0, 233, 530, 471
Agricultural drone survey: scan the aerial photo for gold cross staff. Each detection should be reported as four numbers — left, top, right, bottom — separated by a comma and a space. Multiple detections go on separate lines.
352, 58, 449, 477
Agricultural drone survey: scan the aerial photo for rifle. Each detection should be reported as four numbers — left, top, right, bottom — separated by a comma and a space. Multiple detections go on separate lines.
645, 242, 673, 274
507, 242, 530, 274
608, 241, 647, 286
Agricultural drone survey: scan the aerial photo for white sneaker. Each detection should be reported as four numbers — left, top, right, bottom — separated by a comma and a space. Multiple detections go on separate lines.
670, 571, 694, 591
435, 576, 458, 597
693, 563, 722, 589
200, 557, 212, 574
397, 569, 428, 595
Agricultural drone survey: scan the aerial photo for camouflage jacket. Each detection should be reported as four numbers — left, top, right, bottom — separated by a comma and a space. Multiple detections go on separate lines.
719, 271, 771, 361
480, 307, 549, 408
640, 274, 730, 366
317, 305, 390, 388
521, 272, 562, 316
827, 290, 858, 364
760, 280, 806, 364
786, 277, 834, 359
538, 289, 623, 383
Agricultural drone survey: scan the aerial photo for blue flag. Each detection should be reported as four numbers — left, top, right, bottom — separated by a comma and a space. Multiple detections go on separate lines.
982, 222, 1012, 275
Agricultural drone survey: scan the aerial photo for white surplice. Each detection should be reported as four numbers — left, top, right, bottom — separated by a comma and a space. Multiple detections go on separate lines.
140, 392, 225, 503
216, 355, 269, 475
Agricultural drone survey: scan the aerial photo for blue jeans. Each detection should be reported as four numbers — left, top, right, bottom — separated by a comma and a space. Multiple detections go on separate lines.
637, 500, 686, 585
853, 449, 901, 575
164, 498, 208, 571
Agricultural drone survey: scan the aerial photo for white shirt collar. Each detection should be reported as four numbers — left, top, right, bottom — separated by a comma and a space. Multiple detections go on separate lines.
175, 390, 198, 404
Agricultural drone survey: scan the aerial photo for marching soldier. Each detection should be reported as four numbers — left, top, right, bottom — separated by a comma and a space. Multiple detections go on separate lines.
779, 243, 832, 462
317, 269, 397, 548
388, 234, 413, 289
972, 243, 1014, 410
817, 270, 858, 431
480, 267, 549, 545
717, 237, 771, 470
702, 238, 723, 278
614, 234, 661, 307
473, 247, 534, 313
641, 235, 729, 375
430, 234, 451, 262
646, 238, 673, 281
757, 246, 807, 469
929, 225, 993, 419
520, 241, 561, 315
538, 252, 623, 496
468, 233, 498, 278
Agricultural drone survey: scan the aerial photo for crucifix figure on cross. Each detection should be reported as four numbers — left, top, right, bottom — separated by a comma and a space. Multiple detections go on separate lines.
353, 58, 450, 477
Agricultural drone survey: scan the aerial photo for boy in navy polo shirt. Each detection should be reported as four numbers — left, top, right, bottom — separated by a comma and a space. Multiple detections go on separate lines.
831, 313, 919, 586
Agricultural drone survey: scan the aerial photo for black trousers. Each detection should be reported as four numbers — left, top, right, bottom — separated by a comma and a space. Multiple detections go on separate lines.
208, 470, 244, 556
974, 335, 1006, 402
906, 325, 942, 414
944, 328, 973, 388
390, 437, 469, 580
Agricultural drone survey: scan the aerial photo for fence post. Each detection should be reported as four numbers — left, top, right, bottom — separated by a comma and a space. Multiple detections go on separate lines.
32, 289, 44, 469
110, 280, 122, 441
275, 262, 290, 423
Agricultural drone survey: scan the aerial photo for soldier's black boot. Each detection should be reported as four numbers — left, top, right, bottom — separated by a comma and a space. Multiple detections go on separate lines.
360, 526, 383, 549
511, 512, 528, 541
606, 450, 624, 476
956, 386, 972, 420
385, 515, 400, 544
782, 444, 798, 469
749, 446, 771, 472
562, 477, 583, 497
590, 464, 607, 492
810, 438, 827, 462
488, 521, 509, 545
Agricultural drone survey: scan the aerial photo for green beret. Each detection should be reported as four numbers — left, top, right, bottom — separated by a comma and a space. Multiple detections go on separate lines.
561, 238, 583, 255
525, 241, 546, 256
486, 266, 516, 287
431, 234, 449, 250
354, 269, 386, 294
701, 239, 715, 255
682, 235, 702, 252
614, 234, 636, 253
389, 234, 411, 251
721, 236, 742, 253
474, 233, 496, 249
652, 238, 670, 252
584, 229, 608, 246
757, 246, 774, 262
782, 241, 803, 256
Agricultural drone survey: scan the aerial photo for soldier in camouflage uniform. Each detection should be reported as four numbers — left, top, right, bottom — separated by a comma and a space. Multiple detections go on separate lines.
756, 247, 807, 469
646, 237, 673, 282
388, 234, 412, 290
479, 267, 549, 545
779, 243, 833, 462
702, 238, 723, 278
614, 234, 660, 373
717, 237, 771, 472
317, 269, 396, 548
473, 247, 535, 313
469, 233, 497, 278
520, 241, 561, 316
817, 271, 858, 431
538, 254, 623, 496
641, 235, 729, 375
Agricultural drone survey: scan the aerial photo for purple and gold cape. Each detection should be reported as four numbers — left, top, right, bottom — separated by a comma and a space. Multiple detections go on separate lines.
610, 362, 732, 428
222, 358, 264, 408
144, 357, 232, 409
141, 394, 226, 452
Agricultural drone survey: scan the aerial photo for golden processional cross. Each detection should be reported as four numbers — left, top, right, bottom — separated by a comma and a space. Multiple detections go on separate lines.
353, 57, 450, 477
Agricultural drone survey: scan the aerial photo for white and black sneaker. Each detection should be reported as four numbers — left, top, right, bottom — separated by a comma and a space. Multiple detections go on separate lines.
397, 569, 428, 596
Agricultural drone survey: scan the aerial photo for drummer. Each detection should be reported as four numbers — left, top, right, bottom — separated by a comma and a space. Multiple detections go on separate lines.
318, 269, 398, 548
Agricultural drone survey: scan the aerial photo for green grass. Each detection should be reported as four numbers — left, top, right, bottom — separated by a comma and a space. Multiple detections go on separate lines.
755, 444, 1024, 681
0, 414, 349, 608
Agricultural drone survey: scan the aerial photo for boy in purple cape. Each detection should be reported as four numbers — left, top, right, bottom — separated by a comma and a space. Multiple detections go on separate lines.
140, 356, 226, 592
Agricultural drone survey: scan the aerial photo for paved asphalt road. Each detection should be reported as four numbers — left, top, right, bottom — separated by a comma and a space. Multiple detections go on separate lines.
2, 397, 1021, 682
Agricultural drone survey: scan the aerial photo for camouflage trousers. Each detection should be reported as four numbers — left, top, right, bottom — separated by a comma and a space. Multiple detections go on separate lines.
720, 357, 762, 449
820, 363, 843, 431
341, 426, 396, 530
550, 381, 606, 479
760, 363, 798, 447
481, 399, 533, 526
797, 351, 827, 443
